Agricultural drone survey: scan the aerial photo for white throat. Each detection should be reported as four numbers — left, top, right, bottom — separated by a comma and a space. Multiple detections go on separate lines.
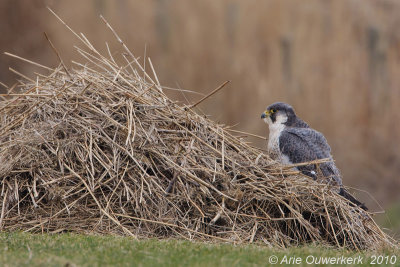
264, 113, 288, 159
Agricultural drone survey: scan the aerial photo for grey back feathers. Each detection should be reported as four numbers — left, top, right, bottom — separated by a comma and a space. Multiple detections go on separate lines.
279, 127, 342, 186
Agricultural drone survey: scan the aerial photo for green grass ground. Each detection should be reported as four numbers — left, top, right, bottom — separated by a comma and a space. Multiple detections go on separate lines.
379, 201, 400, 240
0, 232, 399, 267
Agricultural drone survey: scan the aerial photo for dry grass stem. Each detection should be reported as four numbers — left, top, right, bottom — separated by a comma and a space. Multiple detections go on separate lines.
0, 13, 396, 250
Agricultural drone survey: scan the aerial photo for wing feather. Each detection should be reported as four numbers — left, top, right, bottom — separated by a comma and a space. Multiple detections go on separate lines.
279, 127, 342, 186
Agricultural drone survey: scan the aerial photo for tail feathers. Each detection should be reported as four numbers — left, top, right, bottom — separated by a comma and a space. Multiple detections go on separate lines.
339, 188, 368, 211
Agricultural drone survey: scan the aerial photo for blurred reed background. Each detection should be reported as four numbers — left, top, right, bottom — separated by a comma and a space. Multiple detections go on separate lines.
1, 0, 399, 235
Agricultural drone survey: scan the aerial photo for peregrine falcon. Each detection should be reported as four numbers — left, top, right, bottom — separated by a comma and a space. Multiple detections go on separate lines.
261, 102, 367, 210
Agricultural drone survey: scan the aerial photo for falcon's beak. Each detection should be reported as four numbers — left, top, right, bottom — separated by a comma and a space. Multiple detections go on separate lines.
261, 110, 269, 119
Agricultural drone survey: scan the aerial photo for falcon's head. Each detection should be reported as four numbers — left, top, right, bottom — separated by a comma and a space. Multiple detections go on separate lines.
261, 102, 309, 128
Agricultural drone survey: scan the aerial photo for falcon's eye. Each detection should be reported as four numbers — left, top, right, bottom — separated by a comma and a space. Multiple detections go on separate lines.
271, 109, 277, 113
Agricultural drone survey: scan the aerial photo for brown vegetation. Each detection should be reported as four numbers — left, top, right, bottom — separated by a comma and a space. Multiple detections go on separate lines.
0, 16, 396, 249
1, 1, 400, 213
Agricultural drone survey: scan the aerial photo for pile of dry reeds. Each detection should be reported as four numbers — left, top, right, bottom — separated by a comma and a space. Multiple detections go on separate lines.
0, 13, 396, 250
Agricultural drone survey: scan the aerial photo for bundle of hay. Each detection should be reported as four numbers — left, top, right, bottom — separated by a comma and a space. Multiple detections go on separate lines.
0, 15, 395, 250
